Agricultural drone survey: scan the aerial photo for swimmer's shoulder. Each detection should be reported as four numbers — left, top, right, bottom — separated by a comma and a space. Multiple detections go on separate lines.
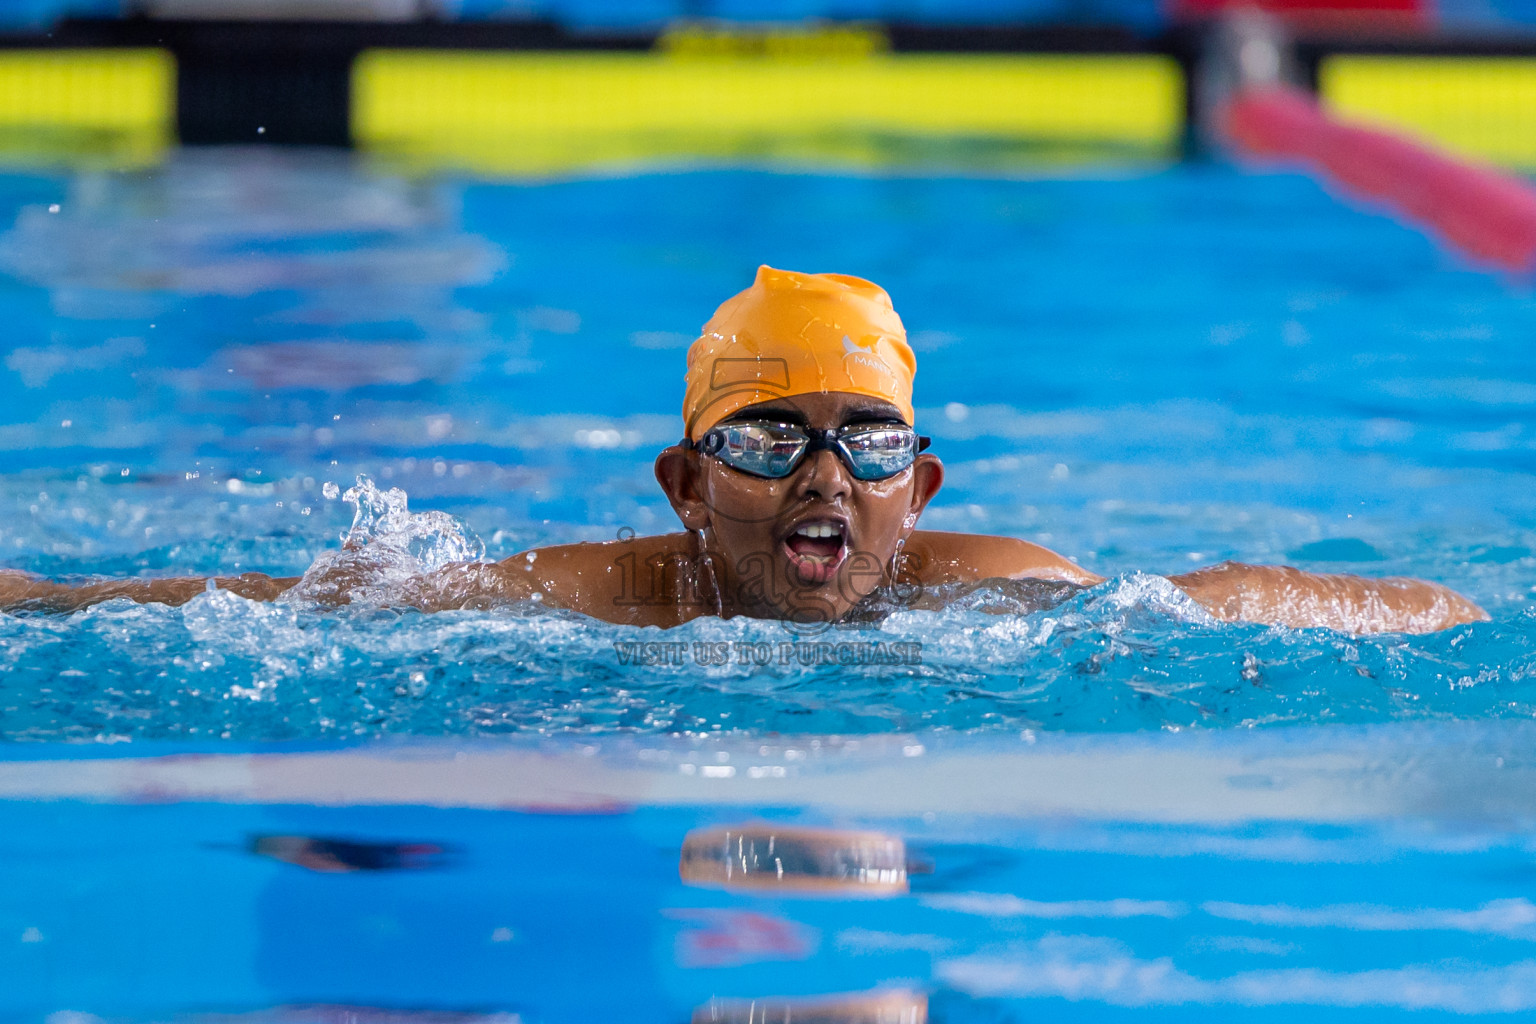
904, 530, 1103, 587
492, 533, 700, 625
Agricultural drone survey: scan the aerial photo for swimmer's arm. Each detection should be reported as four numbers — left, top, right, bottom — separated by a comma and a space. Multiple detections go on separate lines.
1167, 561, 1488, 634
0, 569, 299, 612
390, 560, 542, 612
0, 537, 672, 617
418, 535, 709, 624
905, 531, 1105, 587
408, 538, 685, 623
2, 562, 538, 615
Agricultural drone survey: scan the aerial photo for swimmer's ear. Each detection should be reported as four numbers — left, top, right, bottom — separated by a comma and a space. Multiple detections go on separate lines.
905, 454, 943, 534
655, 444, 712, 531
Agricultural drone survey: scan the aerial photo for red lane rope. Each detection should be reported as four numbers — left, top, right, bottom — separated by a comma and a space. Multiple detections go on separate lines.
1221, 85, 1536, 272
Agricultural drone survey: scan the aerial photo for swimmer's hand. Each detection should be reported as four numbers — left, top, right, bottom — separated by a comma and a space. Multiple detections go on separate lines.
1167, 561, 1488, 634
0, 569, 299, 613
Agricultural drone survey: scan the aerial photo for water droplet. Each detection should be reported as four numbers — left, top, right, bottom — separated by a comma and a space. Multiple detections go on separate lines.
323, 481, 340, 500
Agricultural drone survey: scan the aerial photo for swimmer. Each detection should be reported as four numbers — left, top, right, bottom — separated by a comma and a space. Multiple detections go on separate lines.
0, 266, 1488, 634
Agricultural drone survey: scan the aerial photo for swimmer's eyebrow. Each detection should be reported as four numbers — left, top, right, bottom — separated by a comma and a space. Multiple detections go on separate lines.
727, 400, 906, 426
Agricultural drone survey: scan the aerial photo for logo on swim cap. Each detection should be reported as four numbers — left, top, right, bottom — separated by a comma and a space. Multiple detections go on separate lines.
840, 334, 896, 384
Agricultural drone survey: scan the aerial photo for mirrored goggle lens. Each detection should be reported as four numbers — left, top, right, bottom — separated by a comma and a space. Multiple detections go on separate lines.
715, 423, 808, 478
838, 427, 919, 480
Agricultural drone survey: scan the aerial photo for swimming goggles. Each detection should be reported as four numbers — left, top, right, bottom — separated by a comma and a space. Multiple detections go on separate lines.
693, 421, 931, 481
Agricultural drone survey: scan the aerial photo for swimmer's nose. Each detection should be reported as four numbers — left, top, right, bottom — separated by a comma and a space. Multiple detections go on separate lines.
793, 446, 852, 502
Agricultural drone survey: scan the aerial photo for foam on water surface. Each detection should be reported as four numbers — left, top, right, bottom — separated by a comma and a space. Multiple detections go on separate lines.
0, 562, 1529, 742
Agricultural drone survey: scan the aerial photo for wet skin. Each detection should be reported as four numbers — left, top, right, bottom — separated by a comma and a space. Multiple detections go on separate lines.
0, 390, 1490, 633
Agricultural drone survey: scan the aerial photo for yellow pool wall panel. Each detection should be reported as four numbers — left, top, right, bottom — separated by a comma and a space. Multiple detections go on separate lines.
352, 51, 1183, 175
0, 49, 175, 166
1320, 56, 1536, 169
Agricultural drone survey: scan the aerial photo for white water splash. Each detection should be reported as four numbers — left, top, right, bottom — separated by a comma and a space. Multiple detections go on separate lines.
283, 476, 485, 609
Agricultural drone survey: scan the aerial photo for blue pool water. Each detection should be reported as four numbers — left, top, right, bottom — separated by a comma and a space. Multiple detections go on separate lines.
2, 149, 1536, 1020
1, 150, 1534, 739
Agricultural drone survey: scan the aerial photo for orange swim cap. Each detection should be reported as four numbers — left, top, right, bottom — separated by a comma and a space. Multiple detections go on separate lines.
683, 266, 916, 440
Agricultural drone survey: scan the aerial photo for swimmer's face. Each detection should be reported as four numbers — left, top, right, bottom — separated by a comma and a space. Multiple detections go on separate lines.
656, 391, 943, 623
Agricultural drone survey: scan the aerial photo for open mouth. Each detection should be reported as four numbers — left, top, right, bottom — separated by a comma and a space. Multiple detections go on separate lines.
783, 520, 848, 585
